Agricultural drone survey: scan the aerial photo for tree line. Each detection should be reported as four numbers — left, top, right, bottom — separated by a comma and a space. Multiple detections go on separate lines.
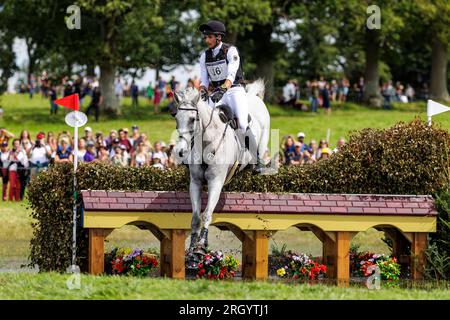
0, 0, 448, 114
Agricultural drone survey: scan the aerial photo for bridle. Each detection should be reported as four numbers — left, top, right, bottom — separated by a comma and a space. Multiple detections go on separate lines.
175, 98, 229, 162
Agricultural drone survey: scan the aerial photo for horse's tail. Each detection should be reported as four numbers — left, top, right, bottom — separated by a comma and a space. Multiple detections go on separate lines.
245, 78, 265, 100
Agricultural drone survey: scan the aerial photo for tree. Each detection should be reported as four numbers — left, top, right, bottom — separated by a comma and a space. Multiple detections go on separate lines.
415, 0, 450, 101
77, 0, 162, 114
197, 0, 273, 96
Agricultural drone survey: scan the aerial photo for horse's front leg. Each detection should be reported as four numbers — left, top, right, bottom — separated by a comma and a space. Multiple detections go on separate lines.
198, 170, 227, 248
189, 174, 202, 253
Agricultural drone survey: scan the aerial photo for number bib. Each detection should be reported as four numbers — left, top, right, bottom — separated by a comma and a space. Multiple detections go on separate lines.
206, 59, 228, 82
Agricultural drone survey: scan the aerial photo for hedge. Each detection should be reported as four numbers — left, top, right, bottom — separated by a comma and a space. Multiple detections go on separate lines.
27, 118, 450, 272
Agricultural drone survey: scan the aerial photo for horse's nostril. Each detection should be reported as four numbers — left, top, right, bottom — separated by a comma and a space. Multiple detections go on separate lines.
179, 150, 184, 158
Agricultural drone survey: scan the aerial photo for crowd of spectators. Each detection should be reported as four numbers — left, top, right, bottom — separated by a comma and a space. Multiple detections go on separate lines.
0, 126, 176, 201
278, 76, 426, 112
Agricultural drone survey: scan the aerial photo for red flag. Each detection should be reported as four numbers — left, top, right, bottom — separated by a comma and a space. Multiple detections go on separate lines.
54, 93, 79, 111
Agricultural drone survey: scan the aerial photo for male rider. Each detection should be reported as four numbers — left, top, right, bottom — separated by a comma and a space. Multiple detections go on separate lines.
198, 20, 264, 173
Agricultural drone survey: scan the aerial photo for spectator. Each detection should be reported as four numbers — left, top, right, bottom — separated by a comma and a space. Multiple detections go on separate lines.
118, 128, 133, 154
111, 146, 127, 167
64, 81, 73, 97
8, 139, 29, 201
109, 138, 121, 158
333, 138, 346, 153
130, 125, 139, 147
75, 138, 87, 163
84, 141, 96, 162
187, 79, 195, 89
83, 127, 95, 145
339, 78, 350, 102
153, 85, 161, 114
86, 86, 103, 122
358, 77, 365, 102
115, 78, 123, 100
405, 84, 415, 102
282, 80, 297, 108
290, 142, 303, 165
95, 132, 107, 149
97, 146, 110, 163
131, 142, 151, 167
316, 139, 329, 160
19, 130, 33, 156
0, 141, 10, 201
29, 132, 51, 180
382, 81, 395, 109
319, 147, 331, 160
55, 137, 73, 163
305, 140, 318, 164
49, 84, 58, 115
0, 128, 14, 146
170, 76, 178, 92
151, 141, 168, 167
322, 84, 331, 115
146, 82, 154, 105
105, 130, 118, 151
283, 136, 296, 165
330, 79, 338, 102
296, 132, 307, 153
131, 81, 139, 107
152, 156, 165, 170
310, 81, 320, 113
46, 131, 58, 155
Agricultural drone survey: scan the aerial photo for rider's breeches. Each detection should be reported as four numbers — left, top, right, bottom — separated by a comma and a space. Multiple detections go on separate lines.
212, 86, 249, 132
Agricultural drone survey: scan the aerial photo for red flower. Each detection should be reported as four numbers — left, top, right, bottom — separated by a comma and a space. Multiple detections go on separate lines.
136, 264, 141, 269
300, 267, 307, 274
198, 263, 203, 269
136, 256, 141, 261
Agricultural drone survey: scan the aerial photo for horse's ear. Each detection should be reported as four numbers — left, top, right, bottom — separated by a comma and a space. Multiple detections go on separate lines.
173, 91, 183, 105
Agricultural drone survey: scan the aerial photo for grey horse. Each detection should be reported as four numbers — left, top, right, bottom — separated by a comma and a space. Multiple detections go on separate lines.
172, 80, 270, 261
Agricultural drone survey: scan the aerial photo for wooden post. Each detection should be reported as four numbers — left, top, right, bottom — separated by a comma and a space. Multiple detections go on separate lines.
242, 231, 269, 280
336, 231, 351, 287
160, 229, 186, 279
411, 232, 428, 280
88, 228, 113, 275
323, 235, 336, 280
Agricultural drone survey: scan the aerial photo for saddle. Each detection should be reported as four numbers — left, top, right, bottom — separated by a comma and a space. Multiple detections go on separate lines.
217, 104, 251, 130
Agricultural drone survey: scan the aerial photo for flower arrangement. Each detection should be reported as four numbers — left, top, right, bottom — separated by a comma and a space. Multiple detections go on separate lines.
196, 250, 239, 280
275, 251, 327, 281
107, 247, 159, 277
350, 246, 401, 284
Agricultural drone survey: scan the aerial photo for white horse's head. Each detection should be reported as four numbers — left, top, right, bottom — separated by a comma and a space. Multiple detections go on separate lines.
172, 87, 201, 163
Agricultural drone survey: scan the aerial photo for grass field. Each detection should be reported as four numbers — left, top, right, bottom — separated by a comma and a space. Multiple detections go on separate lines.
0, 93, 448, 299
0, 273, 449, 300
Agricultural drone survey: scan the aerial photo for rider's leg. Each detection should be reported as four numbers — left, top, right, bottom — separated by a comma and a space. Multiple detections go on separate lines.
226, 87, 248, 132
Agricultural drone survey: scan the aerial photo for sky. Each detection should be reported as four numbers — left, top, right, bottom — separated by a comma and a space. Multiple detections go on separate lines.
7, 38, 201, 92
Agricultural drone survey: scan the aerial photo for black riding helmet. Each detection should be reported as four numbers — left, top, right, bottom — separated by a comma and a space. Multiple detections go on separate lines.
199, 20, 226, 36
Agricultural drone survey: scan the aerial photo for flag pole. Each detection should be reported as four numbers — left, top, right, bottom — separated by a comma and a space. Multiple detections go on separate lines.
72, 97, 79, 267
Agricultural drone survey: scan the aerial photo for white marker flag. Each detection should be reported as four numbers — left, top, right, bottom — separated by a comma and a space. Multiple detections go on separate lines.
427, 100, 450, 126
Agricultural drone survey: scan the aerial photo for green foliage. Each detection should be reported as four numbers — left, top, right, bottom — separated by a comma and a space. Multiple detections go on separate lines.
27, 118, 449, 272
424, 189, 450, 280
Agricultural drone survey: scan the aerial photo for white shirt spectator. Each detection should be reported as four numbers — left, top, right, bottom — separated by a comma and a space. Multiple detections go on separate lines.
0, 150, 11, 168
30, 145, 51, 164
73, 149, 87, 162
283, 82, 296, 102
8, 149, 29, 171
151, 151, 168, 166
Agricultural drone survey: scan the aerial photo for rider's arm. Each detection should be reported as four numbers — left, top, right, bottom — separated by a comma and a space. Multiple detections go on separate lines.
225, 46, 240, 88
199, 52, 209, 90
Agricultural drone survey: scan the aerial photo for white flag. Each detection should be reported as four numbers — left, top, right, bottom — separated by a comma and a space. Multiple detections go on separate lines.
427, 100, 450, 117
